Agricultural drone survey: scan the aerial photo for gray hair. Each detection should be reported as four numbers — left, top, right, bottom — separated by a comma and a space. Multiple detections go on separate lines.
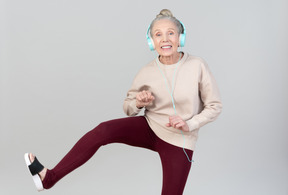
149, 9, 184, 37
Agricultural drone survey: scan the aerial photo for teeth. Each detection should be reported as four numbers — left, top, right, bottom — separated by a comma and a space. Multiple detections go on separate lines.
161, 46, 172, 49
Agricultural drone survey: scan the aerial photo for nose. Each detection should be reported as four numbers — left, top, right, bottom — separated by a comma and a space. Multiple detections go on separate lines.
162, 34, 168, 42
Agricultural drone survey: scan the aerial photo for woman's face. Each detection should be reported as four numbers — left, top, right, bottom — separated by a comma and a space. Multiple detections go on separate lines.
151, 19, 180, 58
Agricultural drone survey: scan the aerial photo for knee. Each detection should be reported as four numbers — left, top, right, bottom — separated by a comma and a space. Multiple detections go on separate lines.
89, 121, 111, 139
97, 121, 109, 131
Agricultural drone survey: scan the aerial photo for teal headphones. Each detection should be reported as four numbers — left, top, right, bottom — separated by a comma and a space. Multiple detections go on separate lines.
146, 20, 186, 51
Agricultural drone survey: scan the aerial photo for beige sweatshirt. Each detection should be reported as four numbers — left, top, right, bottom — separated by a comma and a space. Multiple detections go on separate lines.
123, 52, 222, 150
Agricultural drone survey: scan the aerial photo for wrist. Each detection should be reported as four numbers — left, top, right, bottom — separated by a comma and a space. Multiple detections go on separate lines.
136, 101, 143, 109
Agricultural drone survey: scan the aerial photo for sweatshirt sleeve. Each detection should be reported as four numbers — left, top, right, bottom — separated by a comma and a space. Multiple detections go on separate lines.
123, 70, 143, 116
186, 60, 222, 131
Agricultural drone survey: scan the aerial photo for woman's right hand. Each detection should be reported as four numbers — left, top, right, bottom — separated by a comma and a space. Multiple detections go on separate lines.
136, 90, 155, 109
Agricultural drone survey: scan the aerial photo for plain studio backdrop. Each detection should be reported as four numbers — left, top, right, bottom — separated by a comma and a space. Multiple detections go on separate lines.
0, 0, 287, 194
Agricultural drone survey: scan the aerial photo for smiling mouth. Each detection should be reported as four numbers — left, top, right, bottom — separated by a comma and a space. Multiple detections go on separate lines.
161, 46, 172, 49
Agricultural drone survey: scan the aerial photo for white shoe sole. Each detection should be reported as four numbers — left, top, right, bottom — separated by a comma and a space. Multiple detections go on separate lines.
24, 153, 44, 191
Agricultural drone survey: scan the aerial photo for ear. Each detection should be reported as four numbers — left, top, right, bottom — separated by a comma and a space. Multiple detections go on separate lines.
179, 34, 186, 47
178, 21, 186, 47
146, 24, 155, 51
147, 36, 155, 51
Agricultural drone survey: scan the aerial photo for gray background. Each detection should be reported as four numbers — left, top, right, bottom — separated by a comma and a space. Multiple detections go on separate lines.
0, 0, 287, 194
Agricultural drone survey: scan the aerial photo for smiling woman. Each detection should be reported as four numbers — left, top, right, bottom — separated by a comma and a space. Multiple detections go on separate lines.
24, 9, 222, 195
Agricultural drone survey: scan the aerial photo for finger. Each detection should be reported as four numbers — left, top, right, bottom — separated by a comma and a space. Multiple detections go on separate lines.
173, 123, 178, 129
137, 96, 144, 104
140, 90, 149, 101
143, 91, 154, 103
173, 116, 184, 125
166, 123, 171, 127
146, 91, 152, 100
148, 95, 155, 103
144, 91, 150, 101
139, 93, 146, 102
169, 115, 178, 121
136, 93, 142, 101
149, 93, 155, 101
175, 122, 184, 129
173, 120, 184, 128
169, 119, 177, 128
170, 117, 181, 125
148, 91, 154, 100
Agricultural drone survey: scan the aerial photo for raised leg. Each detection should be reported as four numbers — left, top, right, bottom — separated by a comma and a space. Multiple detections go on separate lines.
41, 116, 155, 189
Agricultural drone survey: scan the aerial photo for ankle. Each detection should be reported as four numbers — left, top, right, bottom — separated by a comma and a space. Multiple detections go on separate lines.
40, 168, 47, 181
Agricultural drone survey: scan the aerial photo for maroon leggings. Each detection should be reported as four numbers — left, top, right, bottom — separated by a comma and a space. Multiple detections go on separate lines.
42, 116, 193, 195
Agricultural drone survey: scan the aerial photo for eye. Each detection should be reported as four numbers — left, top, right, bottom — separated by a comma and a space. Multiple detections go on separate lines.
156, 33, 161, 37
169, 32, 174, 35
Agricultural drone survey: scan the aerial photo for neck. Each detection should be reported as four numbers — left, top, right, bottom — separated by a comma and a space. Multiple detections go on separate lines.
159, 52, 182, 65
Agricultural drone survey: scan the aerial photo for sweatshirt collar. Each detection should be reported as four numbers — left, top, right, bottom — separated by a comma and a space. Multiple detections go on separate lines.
156, 52, 188, 69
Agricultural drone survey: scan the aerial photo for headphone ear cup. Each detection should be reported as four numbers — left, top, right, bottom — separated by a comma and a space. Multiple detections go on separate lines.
179, 34, 186, 47
147, 37, 155, 51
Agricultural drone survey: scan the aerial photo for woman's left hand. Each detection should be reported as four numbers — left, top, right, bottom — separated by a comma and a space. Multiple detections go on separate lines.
166, 115, 190, 132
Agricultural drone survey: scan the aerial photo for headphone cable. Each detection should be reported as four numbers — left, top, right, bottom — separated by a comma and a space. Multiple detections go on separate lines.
154, 52, 194, 163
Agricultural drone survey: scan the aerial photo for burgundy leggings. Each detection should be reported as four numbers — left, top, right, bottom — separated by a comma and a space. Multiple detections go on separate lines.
42, 116, 193, 195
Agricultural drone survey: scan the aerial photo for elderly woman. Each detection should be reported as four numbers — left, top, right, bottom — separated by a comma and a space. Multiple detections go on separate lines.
25, 9, 222, 195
